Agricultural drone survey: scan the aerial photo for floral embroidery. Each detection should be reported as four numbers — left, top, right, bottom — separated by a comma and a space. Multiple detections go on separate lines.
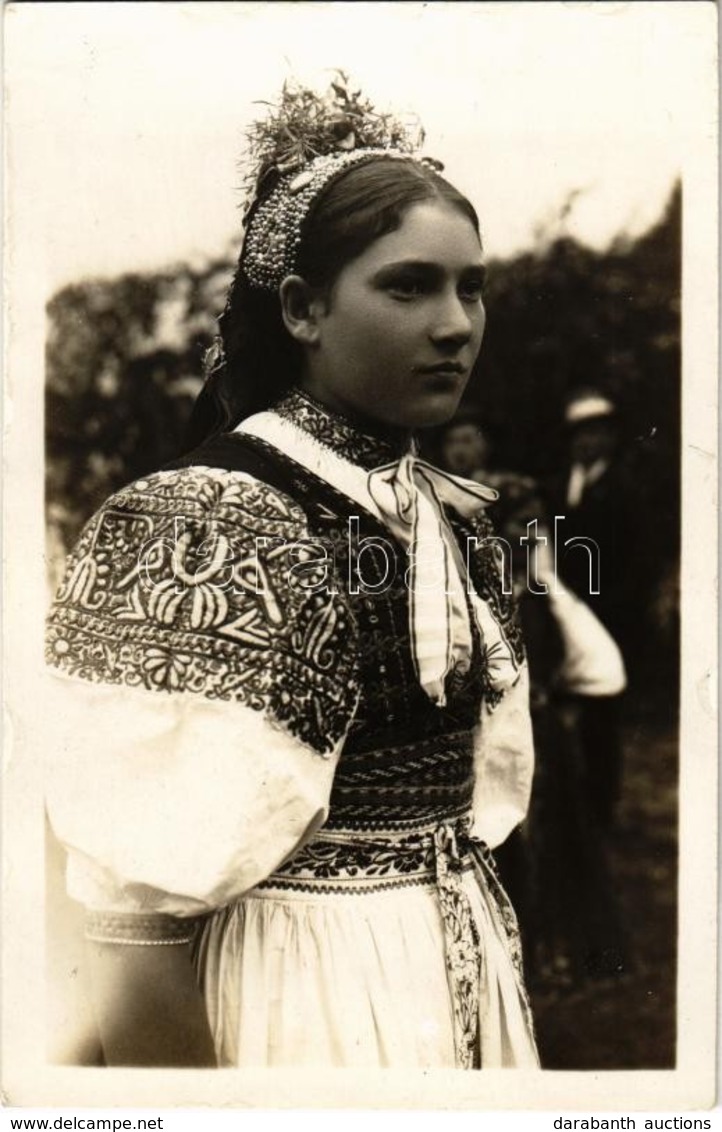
46, 467, 359, 756
449, 508, 526, 676
142, 648, 193, 692
262, 829, 437, 888
433, 823, 481, 1069
273, 388, 411, 469
470, 841, 537, 1042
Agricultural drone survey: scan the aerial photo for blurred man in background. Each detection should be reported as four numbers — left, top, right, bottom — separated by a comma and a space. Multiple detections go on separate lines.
559, 393, 626, 636
552, 391, 638, 832
439, 412, 494, 484
490, 473, 628, 984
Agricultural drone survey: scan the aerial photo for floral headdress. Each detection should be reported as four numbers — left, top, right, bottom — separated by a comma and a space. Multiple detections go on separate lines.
239, 73, 441, 291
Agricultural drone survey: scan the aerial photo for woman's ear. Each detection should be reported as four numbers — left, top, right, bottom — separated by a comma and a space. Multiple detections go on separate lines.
279, 276, 324, 347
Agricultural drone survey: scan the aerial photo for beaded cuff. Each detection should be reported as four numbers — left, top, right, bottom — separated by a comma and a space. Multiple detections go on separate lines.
85, 911, 202, 946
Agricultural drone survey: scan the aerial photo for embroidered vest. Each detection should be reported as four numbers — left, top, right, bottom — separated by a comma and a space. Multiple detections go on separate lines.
168, 430, 503, 831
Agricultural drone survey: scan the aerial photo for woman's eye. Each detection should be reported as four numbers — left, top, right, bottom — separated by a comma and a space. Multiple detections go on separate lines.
385, 276, 427, 298
459, 278, 486, 302
381, 271, 485, 301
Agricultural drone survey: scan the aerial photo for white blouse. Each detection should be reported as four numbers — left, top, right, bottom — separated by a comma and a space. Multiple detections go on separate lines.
45, 413, 536, 923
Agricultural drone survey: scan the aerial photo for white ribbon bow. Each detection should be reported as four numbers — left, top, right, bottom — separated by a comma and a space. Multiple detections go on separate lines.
367, 455, 518, 707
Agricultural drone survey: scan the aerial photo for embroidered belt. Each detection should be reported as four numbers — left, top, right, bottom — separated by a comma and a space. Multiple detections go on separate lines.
257, 813, 496, 1069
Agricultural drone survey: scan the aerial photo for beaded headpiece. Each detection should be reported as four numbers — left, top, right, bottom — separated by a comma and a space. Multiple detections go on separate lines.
239, 74, 439, 292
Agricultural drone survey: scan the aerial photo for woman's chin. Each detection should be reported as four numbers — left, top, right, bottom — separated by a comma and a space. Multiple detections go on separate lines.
343, 387, 467, 433
400, 392, 467, 430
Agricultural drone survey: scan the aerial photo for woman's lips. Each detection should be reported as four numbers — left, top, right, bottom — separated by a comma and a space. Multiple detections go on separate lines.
417, 361, 467, 377
417, 365, 468, 390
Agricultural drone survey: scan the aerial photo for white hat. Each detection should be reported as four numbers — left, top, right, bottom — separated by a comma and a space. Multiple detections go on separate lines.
565, 393, 615, 425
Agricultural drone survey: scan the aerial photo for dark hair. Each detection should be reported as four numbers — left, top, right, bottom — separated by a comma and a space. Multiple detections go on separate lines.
186, 156, 481, 447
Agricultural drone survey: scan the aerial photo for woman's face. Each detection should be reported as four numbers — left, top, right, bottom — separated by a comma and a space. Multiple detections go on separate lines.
301, 200, 486, 430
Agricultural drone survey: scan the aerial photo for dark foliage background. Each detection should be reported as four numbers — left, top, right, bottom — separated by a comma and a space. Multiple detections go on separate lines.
440, 183, 681, 701
45, 184, 680, 1069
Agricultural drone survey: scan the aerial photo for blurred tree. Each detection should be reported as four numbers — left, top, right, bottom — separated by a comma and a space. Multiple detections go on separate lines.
463, 183, 680, 481
45, 257, 233, 574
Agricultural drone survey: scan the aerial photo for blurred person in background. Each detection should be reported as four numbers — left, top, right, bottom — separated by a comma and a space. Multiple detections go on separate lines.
551, 391, 637, 832
439, 411, 494, 484
490, 474, 629, 986
558, 392, 627, 636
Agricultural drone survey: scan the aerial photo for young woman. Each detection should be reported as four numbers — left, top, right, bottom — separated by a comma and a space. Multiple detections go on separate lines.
45, 82, 539, 1069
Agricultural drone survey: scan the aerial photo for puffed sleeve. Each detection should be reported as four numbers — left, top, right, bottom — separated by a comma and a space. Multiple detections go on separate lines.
45, 465, 360, 940
463, 511, 535, 850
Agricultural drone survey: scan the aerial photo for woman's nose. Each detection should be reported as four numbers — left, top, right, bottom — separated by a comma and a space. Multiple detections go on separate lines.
429, 293, 475, 348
